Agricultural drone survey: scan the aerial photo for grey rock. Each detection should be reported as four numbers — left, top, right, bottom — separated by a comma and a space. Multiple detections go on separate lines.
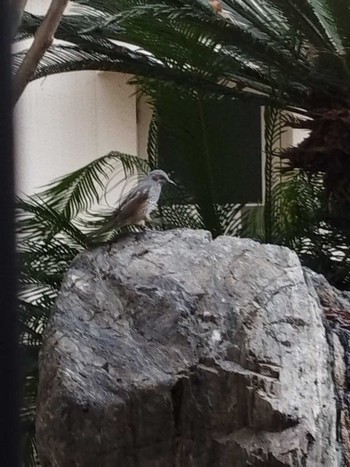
304, 268, 350, 466
36, 229, 342, 466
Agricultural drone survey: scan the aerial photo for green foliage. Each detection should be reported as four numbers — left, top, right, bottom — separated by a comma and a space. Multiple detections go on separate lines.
41, 151, 149, 219
15, 1, 350, 227
15, 0, 350, 111
241, 110, 350, 289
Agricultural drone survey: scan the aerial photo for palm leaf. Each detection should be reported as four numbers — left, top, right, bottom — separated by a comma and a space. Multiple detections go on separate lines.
40, 151, 149, 219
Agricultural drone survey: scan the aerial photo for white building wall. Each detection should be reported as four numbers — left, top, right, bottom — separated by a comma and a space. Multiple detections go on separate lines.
137, 95, 153, 160
15, 0, 152, 197
15, 71, 139, 196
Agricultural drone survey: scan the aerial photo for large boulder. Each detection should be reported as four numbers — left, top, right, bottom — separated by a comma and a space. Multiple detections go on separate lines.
36, 229, 344, 466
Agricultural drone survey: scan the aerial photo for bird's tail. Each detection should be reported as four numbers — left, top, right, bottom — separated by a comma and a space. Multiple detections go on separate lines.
86, 217, 117, 243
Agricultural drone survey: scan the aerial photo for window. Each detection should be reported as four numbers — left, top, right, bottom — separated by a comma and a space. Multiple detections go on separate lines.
157, 97, 263, 204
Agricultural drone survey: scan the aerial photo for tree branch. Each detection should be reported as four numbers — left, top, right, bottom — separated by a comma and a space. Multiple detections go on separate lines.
13, 0, 68, 105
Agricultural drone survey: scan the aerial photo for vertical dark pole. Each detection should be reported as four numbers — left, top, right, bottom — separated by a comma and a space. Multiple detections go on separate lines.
0, 0, 19, 466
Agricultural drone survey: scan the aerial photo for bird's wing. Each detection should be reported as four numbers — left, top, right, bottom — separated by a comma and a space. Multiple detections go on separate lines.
89, 187, 148, 238
88, 186, 150, 239
114, 186, 149, 226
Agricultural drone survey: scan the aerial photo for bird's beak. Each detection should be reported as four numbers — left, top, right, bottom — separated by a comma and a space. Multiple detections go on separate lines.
167, 176, 176, 186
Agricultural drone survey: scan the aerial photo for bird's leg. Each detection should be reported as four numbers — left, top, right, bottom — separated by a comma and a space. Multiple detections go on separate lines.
135, 220, 147, 232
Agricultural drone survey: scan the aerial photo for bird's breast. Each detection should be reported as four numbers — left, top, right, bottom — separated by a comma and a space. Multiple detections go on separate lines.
147, 184, 162, 212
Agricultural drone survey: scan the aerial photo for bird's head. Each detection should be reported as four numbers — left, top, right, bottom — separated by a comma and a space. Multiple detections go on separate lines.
149, 169, 176, 186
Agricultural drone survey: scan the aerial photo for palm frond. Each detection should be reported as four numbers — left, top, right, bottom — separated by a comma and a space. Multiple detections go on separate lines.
13, 0, 344, 110
315, 0, 350, 53
39, 151, 149, 219
17, 197, 88, 247
14, 0, 350, 112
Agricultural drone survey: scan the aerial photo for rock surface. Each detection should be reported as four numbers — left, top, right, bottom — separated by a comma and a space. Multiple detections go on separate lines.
36, 229, 344, 466
305, 269, 350, 467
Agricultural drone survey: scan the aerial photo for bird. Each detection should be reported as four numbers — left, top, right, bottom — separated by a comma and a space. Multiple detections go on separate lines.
89, 169, 176, 238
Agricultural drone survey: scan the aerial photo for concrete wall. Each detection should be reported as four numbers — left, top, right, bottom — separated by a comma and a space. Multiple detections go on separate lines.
15, 0, 153, 197
15, 71, 141, 195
